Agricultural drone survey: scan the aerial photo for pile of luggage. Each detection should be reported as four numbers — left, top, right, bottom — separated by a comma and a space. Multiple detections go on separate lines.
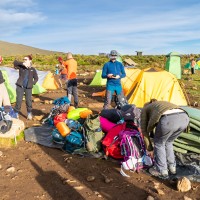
44, 96, 153, 176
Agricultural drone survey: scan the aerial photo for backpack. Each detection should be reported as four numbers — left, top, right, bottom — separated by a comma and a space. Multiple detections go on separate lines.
100, 109, 122, 123
119, 122, 153, 177
101, 123, 125, 159
0, 108, 13, 134
114, 93, 128, 109
99, 116, 117, 133
42, 96, 70, 125
62, 131, 84, 153
120, 104, 141, 126
83, 114, 105, 153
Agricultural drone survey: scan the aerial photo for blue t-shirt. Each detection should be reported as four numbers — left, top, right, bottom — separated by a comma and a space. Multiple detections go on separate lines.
101, 60, 126, 86
23, 69, 29, 88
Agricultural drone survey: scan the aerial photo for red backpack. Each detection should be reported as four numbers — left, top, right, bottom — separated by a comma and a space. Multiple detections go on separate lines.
102, 123, 125, 159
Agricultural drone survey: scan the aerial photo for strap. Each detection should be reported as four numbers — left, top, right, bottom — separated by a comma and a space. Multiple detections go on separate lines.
120, 165, 130, 178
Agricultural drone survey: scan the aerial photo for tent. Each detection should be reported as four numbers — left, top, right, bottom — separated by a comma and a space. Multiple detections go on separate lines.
124, 58, 138, 67
121, 68, 141, 96
0, 67, 59, 103
165, 52, 182, 79
184, 62, 200, 70
89, 70, 107, 86
126, 68, 188, 107
92, 67, 188, 108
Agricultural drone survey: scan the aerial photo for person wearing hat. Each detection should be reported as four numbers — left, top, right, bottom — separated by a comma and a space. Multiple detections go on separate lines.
13, 55, 38, 120
58, 52, 78, 108
0, 56, 11, 111
57, 57, 68, 88
141, 99, 189, 179
101, 50, 126, 109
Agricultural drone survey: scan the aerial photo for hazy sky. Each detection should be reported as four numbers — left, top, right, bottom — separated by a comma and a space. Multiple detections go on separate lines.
0, 0, 200, 55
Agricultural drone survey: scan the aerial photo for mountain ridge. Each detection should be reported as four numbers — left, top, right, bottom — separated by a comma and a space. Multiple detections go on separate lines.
0, 40, 63, 56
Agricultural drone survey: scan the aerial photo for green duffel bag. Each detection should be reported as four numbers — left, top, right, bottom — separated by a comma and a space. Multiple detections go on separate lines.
83, 114, 105, 153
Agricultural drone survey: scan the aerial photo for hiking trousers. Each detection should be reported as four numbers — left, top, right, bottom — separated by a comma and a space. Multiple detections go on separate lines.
153, 112, 189, 173
103, 85, 123, 109
0, 83, 11, 107
14, 86, 32, 113
66, 79, 78, 108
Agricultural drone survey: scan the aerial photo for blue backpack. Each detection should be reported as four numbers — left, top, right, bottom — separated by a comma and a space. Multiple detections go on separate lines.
62, 131, 84, 153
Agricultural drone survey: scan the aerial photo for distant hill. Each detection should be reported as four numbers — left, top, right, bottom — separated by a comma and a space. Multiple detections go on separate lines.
0, 40, 62, 56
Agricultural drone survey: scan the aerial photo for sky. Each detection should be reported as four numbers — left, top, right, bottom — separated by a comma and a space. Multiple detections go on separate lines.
0, 0, 200, 55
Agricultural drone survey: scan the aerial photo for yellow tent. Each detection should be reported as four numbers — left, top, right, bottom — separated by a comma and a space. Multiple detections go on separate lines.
126, 68, 188, 107
121, 68, 141, 96
42, 72, 59, 90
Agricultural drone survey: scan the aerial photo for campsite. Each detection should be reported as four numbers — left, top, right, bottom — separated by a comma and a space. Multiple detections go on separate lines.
0, 52, 200, 200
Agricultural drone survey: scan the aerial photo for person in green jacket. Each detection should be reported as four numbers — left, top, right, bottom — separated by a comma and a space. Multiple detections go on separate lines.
141, 99, 189, 179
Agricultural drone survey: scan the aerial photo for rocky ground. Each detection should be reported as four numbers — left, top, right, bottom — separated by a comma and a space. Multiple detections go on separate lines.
0, 76, 199, 200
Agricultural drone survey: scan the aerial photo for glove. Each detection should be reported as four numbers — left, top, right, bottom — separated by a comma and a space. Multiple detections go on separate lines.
58, 57, 63, 63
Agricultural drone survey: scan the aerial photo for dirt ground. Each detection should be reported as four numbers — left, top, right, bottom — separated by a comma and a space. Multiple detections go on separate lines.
0, 76, 200, 200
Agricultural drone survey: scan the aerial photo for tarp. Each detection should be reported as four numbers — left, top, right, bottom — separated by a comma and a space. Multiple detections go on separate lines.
0, 67, 59, 103
180, 106, 200, 121
165, 52, 182, 79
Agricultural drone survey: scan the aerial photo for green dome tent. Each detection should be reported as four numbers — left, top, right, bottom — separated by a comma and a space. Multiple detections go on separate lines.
1, 70, 16, 103
0, 67, 59, 103
165, 52, 182, 79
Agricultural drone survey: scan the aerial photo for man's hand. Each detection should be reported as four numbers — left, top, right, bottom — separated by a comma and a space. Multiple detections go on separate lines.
107, 74, 113, 78
147, 150, 154, 159
115, 75, 120, 79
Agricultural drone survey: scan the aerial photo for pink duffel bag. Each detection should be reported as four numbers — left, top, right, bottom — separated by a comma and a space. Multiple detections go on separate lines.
100, 116, 117, 133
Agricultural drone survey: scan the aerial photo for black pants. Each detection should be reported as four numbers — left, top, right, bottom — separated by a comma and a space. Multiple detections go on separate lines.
66, 79, 78, 107
14, 86, 32, 113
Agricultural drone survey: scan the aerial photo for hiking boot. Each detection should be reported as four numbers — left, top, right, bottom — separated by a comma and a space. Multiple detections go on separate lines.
169, 166, 176, 175
149, 167, 169, 179
27, 112, 33, 120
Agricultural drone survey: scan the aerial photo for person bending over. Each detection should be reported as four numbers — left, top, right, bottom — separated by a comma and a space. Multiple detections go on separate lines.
141, 99, 189, 179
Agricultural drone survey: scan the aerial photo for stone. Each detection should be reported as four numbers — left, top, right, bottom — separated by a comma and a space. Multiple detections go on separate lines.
0, 151, 3, 157
6, 166, 15, 173
44, 100, 50, 104
86, 176, 95, 182
184, 196, 192, 200
156, 189, 165, 195
177, 177, 191, 192
33, 98, 40, 102
147, 195, 154, 200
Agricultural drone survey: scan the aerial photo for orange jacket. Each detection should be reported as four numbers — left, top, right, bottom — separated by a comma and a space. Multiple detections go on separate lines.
62, 58, 77, 80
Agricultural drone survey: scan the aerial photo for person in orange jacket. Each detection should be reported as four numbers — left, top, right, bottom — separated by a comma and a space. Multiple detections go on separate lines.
58, 53, 78, 108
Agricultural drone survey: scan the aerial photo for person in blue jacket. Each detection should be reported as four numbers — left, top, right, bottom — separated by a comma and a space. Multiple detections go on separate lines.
101, 50, 126, 109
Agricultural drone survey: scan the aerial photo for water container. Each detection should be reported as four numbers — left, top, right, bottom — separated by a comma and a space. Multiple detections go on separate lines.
56, 122, 70, 137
